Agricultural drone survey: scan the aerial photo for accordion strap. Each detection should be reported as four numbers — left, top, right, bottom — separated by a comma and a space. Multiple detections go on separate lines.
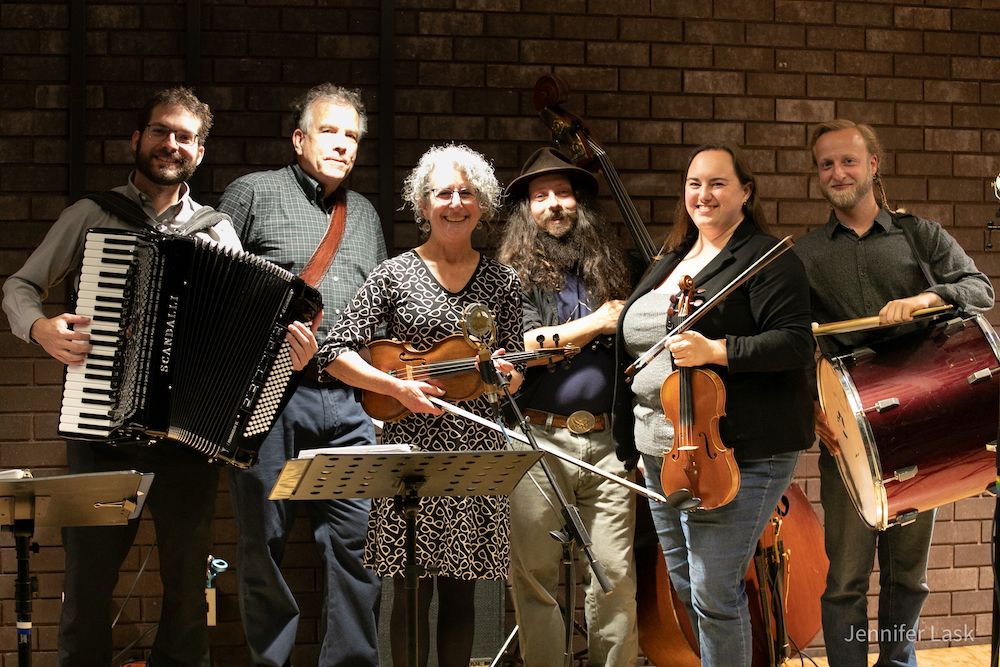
300, 189, 347, 288
85, 191, 149, 229
85, 190, 231, 236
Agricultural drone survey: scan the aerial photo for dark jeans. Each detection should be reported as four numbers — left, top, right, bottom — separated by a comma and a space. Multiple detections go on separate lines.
819, 449, 933, 667
59, 441, 218, 667
229, 383, 381, 667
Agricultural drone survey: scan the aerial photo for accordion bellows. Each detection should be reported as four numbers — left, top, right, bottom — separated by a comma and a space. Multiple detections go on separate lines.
59, 228, 323, 468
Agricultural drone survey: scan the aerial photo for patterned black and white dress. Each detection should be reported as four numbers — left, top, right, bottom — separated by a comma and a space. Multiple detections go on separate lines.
317, 249, 524, 580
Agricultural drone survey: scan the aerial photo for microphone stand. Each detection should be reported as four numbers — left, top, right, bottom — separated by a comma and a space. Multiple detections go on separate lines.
474, 338, 611, 667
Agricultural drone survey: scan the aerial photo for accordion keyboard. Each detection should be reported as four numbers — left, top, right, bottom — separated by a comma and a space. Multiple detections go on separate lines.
59, 230, 139, 439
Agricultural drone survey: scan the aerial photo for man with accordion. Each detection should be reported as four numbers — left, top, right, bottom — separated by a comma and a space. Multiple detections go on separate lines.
2, 87, 316, 667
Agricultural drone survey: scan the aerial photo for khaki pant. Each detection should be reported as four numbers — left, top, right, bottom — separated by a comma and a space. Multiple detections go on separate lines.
508, 420, 639, 667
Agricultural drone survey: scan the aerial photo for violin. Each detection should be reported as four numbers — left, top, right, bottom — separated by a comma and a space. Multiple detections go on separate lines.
658, 276, 740, 511
361, 334, 578, 422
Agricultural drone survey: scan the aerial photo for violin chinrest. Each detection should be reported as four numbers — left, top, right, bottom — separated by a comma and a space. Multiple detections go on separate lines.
665, 489, 700, 511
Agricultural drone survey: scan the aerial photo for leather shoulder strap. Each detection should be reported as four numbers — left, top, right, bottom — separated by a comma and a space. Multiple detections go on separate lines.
300, 190, 348, 288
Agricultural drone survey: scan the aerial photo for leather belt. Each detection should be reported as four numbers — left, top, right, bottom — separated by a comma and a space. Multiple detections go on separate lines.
523, 409, 606, 435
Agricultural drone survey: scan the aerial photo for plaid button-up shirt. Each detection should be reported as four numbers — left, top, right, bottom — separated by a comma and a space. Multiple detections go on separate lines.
217, 163, 387, 340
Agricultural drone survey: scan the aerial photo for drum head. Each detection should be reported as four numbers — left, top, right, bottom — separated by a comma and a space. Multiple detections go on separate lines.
817, 357, 887, 529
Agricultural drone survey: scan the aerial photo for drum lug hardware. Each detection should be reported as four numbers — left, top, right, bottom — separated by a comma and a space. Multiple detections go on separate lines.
934, 317, 966, 338
889, 465, 918, 482
891, 510, 919, 527
848, 347, 875, 364
865, 398, 900, 413
968, 367, 1000, 384
988, 442, 997, 453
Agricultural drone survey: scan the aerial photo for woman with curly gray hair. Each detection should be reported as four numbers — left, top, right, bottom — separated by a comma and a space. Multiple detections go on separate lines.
402, 143, 503, 240
317, 143, 523, 667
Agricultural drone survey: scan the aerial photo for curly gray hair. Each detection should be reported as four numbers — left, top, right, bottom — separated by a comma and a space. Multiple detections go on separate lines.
401, 144, 503, 229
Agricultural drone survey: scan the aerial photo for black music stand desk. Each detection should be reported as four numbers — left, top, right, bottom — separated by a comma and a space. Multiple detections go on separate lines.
270, 448, 542, 667
0, 470, 153, 667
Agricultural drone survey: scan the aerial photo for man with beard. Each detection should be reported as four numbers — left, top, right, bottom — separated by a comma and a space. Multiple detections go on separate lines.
2, 87, 250, 666
497, 148, 639, 667
217, 83, 385, 667
795, 119, 992, 667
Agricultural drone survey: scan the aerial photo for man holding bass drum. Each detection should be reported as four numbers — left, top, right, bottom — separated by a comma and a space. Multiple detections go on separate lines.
795, 119, 994, 667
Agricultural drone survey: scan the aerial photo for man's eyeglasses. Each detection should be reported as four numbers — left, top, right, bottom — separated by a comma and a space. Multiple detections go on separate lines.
145, 124, 199, 147
430, 188, 477, 203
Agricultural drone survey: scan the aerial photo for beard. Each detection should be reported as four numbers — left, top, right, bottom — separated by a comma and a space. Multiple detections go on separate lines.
536, 212, 588, 272
134, 144, 198, 186
821, 169, 874, 210
537, 206, 578, 239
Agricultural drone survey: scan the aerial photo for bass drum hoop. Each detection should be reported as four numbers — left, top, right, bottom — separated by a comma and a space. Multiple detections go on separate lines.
817, 355, 888, 530
974, 313, 1000, 374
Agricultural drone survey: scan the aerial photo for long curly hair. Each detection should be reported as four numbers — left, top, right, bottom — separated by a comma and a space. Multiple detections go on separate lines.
497, 195, 631, 303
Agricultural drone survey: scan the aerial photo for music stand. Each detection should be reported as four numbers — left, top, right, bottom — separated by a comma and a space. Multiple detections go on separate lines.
0, 470, 153, 667
270, 449, 542, 667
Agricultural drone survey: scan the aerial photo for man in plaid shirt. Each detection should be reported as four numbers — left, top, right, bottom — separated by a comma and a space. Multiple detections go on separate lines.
218, 83, 386, 667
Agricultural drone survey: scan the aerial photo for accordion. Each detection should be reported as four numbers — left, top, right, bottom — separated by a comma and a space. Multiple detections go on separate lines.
58, 228, 323, 467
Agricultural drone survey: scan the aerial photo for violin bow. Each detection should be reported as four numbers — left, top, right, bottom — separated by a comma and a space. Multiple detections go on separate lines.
426, 396, 668, 504
626, 235, 796, 378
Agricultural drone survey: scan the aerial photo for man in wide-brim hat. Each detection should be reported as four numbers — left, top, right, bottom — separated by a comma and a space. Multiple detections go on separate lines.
498, 147, 640, 667
505, 146, 599, 199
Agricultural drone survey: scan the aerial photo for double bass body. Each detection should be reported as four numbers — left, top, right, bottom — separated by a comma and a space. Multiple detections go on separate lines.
636, 483, 827, 666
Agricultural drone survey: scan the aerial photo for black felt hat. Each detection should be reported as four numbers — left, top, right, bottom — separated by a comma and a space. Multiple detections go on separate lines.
505, 147, 599, 199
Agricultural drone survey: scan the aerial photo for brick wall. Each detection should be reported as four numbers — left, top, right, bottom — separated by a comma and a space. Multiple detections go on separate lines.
2, 1, 1000, 664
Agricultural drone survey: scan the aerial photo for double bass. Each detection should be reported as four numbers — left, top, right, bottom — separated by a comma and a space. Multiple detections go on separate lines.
533, 74, 827, 666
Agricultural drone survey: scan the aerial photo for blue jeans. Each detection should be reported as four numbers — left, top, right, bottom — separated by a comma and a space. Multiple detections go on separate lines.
819, 449, 933, 667
229, 383, 381, 667
642, 450, 800, 667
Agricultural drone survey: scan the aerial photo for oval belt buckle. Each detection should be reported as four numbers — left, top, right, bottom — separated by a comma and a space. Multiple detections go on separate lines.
566, 410, 596, 435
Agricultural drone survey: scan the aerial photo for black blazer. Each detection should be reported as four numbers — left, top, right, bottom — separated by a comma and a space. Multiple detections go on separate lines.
612, 219, 815, 463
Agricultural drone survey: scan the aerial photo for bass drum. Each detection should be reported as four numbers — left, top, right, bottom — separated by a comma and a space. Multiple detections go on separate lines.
636, 482, 826, 666
817, 314, 999, 531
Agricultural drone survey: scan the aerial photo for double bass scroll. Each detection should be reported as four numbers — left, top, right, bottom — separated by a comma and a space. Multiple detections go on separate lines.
534, 74, 660, 265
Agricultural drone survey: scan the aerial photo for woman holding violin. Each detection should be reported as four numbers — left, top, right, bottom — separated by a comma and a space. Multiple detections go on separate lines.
612, 144, 814, 666
316, 144, 523, 667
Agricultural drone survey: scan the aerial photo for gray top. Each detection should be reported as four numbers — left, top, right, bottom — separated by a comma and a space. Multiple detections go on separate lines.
795, 208, 994, 352
2, 174, 241, 343
621, 290, 675, 457
217, 163, 387, 340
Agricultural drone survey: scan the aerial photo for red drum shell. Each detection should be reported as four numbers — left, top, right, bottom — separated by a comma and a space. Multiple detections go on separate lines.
817, 315, 999, 530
